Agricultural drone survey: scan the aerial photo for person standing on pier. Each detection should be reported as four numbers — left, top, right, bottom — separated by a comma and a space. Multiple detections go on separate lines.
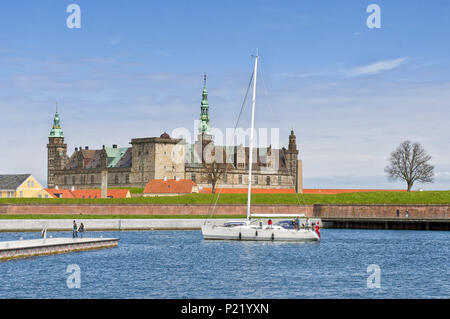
405, 210, 409, 218
72, 221, 78, 238
78, 223, 85, 238
396, 209, 400, 218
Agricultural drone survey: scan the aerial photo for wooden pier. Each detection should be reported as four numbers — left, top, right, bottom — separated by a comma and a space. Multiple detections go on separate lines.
0, 237, 119, 261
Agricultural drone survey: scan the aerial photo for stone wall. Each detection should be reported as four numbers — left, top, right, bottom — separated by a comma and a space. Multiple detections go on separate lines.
312, 204, 449, 220
0, 204, 314, 216
0, 204, 448, 220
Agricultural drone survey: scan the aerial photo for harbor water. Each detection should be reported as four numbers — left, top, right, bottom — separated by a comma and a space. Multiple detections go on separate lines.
0, 229, 448, 298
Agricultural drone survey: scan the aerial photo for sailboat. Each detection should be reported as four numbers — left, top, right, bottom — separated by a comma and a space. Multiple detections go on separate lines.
201, 53, 320, 242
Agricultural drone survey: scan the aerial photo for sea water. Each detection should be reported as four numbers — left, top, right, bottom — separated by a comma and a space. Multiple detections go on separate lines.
0, 229, 448, 298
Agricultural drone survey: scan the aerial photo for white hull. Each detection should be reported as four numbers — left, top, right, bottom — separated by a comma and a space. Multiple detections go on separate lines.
202, 225, 320, 242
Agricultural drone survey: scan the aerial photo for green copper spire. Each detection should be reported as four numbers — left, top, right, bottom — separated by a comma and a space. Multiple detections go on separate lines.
199, 73, 211, 134
49, 103, 64, 138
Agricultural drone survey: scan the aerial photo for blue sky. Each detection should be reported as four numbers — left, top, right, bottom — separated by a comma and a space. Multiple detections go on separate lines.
0, 0, 449, 189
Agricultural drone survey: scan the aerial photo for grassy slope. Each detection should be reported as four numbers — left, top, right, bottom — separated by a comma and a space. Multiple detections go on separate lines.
0, 191, 449, 205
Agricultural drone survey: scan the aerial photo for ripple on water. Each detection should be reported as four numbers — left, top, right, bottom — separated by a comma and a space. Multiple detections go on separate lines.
0, 229, 448, 298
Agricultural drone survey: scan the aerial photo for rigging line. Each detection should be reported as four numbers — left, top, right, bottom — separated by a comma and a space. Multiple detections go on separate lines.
258, 62, 306, 207
205, 70, 255, 224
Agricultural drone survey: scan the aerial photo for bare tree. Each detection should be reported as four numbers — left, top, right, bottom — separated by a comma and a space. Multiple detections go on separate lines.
385, 141, 434, 191
203, 160, 228, 194
202, 142, 230, 194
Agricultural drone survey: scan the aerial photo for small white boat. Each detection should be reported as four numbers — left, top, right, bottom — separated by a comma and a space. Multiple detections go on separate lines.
201, 53, 320, 242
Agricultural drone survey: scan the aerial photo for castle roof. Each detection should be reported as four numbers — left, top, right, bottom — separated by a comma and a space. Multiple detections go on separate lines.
64, 147, 132, 170
49, 107, 64, 138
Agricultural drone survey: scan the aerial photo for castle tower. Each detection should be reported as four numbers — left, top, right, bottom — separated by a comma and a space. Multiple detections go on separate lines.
199, 73, 211, 136
285, 129, 302, 193
195, 74, 213, 162
47, 105, 67, 188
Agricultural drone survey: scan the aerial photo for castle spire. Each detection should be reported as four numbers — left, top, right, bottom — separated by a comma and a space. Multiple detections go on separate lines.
49, 105, 64, 138
199, 73, 211, 135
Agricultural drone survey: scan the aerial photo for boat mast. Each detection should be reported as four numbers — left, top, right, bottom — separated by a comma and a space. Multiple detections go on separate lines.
247, 52, 258, 221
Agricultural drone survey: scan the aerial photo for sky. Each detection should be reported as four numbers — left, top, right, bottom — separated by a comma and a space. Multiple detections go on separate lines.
0, 0, 449, 190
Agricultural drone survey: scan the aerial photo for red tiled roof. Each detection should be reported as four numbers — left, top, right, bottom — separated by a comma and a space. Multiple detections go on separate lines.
71, 189, 130, 199
144, 179, 197, 194
45, 189, 76, 198
303, 189, 407, 194
199, 188, 296, 194
46, 188, 130, 199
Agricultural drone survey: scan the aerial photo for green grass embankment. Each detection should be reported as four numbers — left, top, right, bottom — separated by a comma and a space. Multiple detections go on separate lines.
0, 191, 449, 205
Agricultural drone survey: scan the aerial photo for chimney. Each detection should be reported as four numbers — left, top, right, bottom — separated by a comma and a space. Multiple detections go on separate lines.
75, 147, 78, 152
85, 146, 89, 150
113, 144, 117, 148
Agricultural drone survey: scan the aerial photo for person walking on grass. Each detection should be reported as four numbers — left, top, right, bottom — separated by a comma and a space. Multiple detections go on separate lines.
72, 220, 78, 238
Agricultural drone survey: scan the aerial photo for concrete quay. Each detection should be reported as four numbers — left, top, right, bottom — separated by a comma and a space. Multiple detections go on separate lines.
0, 237, 119, 261
0, 218, 323, 232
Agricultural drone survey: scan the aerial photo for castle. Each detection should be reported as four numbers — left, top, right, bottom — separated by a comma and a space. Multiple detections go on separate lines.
47, 76, 303, 192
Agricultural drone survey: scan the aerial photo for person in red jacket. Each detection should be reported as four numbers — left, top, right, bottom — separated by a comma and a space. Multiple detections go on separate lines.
268, 219, 273, 229
314, 222, 321, 239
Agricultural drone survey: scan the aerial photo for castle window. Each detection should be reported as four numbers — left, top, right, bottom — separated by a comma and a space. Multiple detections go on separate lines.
238, 175, 242, 184
191, 174, 196, 182
254, 175, 258, 185
114, 175, 119, 184
278, 175, 282, 185
64, 176, 68, 185
72, 176, 76, 184
91, 175, 94, 184
266, 176, 271, 186
125, 174, 129, 184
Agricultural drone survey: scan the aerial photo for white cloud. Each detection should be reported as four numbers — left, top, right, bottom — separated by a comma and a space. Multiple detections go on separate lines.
346, 57, 408, 77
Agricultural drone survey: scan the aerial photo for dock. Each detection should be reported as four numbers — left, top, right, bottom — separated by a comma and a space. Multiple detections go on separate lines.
0, 237, 119, 261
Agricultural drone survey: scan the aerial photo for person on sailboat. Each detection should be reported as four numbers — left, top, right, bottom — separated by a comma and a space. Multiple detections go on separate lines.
315, 222, 321, 239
